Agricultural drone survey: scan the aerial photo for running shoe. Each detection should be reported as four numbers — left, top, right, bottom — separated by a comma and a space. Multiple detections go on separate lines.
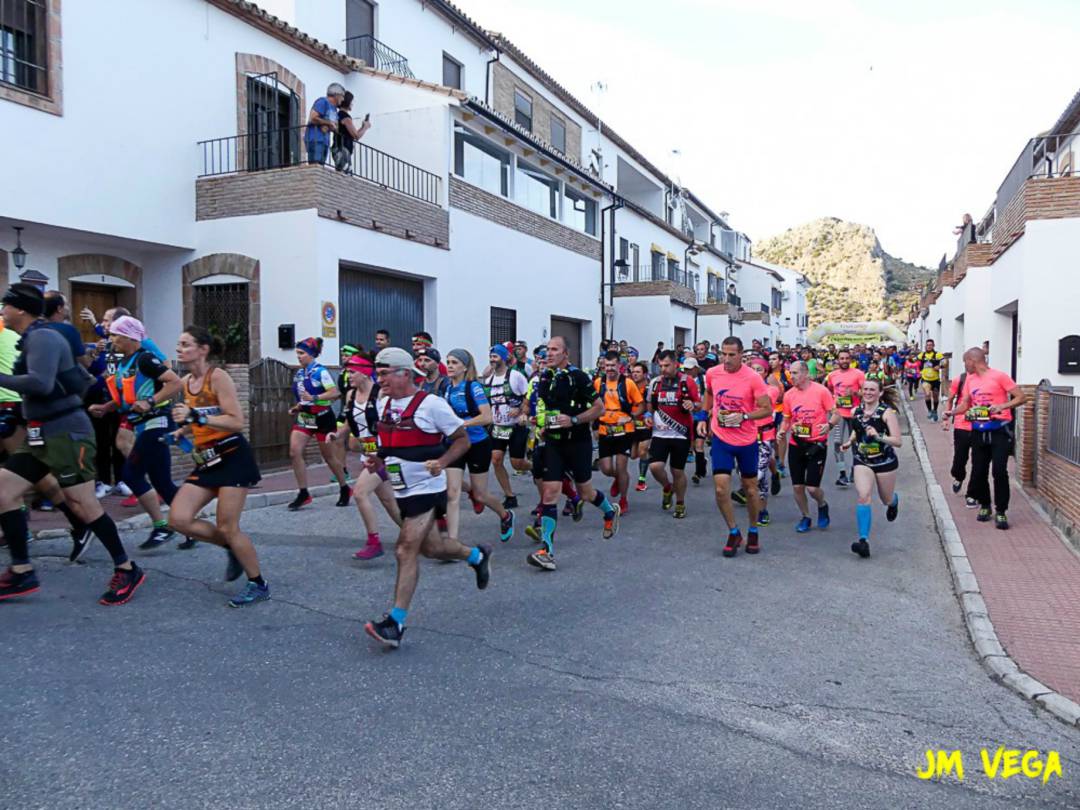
661, 488, 673, 511
731, 490, 747, 506
37, 499, 54, 512
94, 482, 111, 499
471, 493, 485, 515
225, 550, 244, 582
364, 615, 405, 648
758, 509, 770, 526
965, 497, 979, 509
229, 580, 271, 607
112, 482, 133, 497
524, 524, 542, 544
722, 530, 742, 558
99, 564, 145, 606
618, 497, 629, 516
526, 548, 556, 571
951, 480, 963, 494
502, 495, 519, 509
609, 480, 619, 498
121, 495, 138, 508
635, 479, 647, 492
673, 503, 686, 519
177, 537, 198, 550
777, 464, 787, 479
499, 511, 515, 543
851, 539, 871, 558
691, 474, 701, 486
470, 544, 493, 589
796, 516, 812, 533
139, 526, 175, 551
68, 527, 94, 563
336, 486, 352, 507
571, 497, 585, 523
771, 475, 781, 496
995, 512, 1009, 531
817, 503, 831, 530
602, 503, 621, 540
835, 472, 849, 488
886, 495, 899, 523
287, 492, 312, 511
353, 536, 384, 560
976, 507, 992, 523
0, 567, 40, 600
745, 529, 760, 555
561, 499, 575, 517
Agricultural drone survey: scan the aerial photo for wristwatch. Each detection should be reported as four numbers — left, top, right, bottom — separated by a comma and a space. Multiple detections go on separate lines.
570, 415, 579, 426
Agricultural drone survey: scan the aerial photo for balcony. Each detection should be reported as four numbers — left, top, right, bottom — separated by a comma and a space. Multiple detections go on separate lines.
344, 35, 414, 79
613, 263, 704, 306
195, 125, 447, 246
740, 303, 771, 326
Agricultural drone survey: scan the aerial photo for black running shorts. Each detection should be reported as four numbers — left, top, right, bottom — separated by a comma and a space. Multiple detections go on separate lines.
787, 440, 828, 488
396, 490, 449, 520
648, 437, 691, 470
447, 437, 493, 475
491, 425, 529, 459
542, 439, 593, 484
597, 433, 634, 459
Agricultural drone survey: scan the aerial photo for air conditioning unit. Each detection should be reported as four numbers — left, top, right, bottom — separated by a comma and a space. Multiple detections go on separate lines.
781, 290, 791, 301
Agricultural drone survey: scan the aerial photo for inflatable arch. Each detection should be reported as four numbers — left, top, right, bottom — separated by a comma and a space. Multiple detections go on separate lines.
807, 321, 907, 345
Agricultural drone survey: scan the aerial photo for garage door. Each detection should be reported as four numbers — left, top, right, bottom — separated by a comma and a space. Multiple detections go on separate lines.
339, 266, 424, 351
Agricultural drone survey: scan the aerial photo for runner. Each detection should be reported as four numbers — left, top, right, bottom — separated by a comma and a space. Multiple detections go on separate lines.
330, 343, 361, 485
698, 336, 772, 557
443, 348, 514, 545
646, 350, 699, 518
90, 316, 185, 550
943, 366, 977, 508
414, 346, 451, 396
903, 352, 922, 400
484, 344, 530, 509
680, 356, 708, 484
594, 351, 645, 516
767, 351, 792, 477
287, 337, 350, 511
339, 353, 401, 561
778, 361, 839, 533
527, 336, 619, 572
167, 326, 268, 607
917, 339, 946, 421
511, 341, 532, 377
826, 349, 866, 489
362, 347, 492, 648
628, 361, 653, 492
946, 347, 1026, 529
0, 283, 143, 604
840, 377, 902, 557
746, 356, 781, 526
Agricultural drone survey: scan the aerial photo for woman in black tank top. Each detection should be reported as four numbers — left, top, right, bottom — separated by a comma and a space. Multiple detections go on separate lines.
332, 91, 371, 172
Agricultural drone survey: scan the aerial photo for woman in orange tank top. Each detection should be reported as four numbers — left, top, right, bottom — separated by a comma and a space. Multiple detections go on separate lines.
167, 326, 269, 607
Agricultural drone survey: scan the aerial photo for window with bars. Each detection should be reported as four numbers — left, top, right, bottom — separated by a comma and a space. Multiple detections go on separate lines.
193, 283, 250, 364
490, 306, 516, 346
1, 0, 47, 95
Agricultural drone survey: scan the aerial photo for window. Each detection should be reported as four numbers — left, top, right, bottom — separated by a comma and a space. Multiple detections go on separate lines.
1, 0, 47, 94
490, 306, 516, 346
193, 283, 250, 364
631, 244, 640, 281
550, 117, 566, 153
442, 53, 462, 90
563, 186, 597, 236
667, 257, 679, 283
454, 125, 510, 196
651, 250, 664, 282
516, 160, 559, 218
513, 89, 532, 131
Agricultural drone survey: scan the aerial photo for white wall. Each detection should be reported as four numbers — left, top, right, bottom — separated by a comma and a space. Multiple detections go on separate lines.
1016, 218, 1080, 385
612, 295, 677, 354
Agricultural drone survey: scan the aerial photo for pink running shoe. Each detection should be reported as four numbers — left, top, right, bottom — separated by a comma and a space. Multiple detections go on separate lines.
121, 495, 138, 508
353, 535, 384, 561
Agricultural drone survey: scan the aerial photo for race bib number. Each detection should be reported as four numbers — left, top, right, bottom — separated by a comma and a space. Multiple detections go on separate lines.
794, 424, 812, 438
966, 406, 992, 422
657, 391, 677, 405
634, 418, 646, 430
605, 422, 625, 436
545, 412, 563, 429
492, 425, 513, 440
297, 411, 317, 429
360, 437, 378, 455
857, 441, 882, 457
26, 424, 44, 447
836, 395, 853, 409
385, 462, 407, 491
193, 446, 222, 469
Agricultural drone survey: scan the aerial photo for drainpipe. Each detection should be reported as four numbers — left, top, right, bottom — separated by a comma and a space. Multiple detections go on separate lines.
484, 49, 501, 106
600, 197, 623, 344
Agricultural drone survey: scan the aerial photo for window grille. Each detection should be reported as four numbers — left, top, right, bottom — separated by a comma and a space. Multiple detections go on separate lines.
490, 306, 517, 346
193, 283, 250, 364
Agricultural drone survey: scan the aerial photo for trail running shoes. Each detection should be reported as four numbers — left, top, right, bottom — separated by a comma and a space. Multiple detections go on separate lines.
229, 580, 271, 607
470, 544, 493, 590
722, 530, 742, 558
602, 503, 621, 540
287, 491, 312, 511
99, 564, 146, 606
365, 614, 405, 649
817, 503, 831, 530
68, 527, 94, 562
0, 567, 41, 600
527, 548, 556, 571
851, 539, 871, 558
499, 511, 515, 543
139, 526, 175, 551
661, 488, 673, 511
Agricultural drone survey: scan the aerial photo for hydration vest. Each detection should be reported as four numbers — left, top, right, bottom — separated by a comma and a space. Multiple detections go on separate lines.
595, 374, 633, 416
376, 391, 445, 462
106, 349, 168, 415
649, 373, 691, 411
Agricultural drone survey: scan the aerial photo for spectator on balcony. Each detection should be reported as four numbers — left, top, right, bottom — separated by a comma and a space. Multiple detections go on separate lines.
952, 213, 975, 244
332, 91, 372, 173
305, 83, 345, 165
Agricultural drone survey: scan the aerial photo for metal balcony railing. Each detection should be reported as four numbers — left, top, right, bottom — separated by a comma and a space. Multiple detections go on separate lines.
344, 35, 415, 78
196, 125, 440, 206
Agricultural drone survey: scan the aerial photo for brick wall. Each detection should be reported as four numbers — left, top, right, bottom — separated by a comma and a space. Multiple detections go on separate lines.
1015, 383, 1039, 485
613, 280, 695, 308
1030, 385, 1080, 539
491, 62, 582, 163
196, 164, 450, 248
449, 176, 601, 259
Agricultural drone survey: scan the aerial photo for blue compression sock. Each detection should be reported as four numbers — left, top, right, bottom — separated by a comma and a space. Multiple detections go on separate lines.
856, 504, 872, 540
541, 504, 558, 551
890, 493, 899, 507
592, 491, 615, 518
466, 547, 482, 565
729, 526, 740, 536
389, 606, 408, 627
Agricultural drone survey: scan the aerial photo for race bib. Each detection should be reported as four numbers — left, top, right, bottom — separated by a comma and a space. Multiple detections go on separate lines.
794, 424, 812, 438
492, 425, 513, 440
192, 446, 222, 469
836, 395, 853, 409
385, 462, 407, 491
657, 391, 677, 405
297, 411, 317, 429
857, 441, 883, 457
26, 423, 44, 447
966, 406, 992, 422
604, 422, 625, 436
360, 437, 378, 455
545, 411, 563, 429
634, 418, 646, 430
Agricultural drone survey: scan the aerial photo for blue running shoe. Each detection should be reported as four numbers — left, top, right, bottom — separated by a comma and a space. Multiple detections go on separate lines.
817, 502, 830, 530
228, 580, 270, 608
796, 516, 812, 533
499, 510, 515, 543
758, 509, 770, 526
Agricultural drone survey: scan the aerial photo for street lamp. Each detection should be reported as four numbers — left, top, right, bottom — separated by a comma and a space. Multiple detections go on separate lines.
614, 258, 630, 281
11, 227, 27, 270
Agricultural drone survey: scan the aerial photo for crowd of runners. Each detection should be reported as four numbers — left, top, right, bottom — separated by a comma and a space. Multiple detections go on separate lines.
0, 280, 1027, 650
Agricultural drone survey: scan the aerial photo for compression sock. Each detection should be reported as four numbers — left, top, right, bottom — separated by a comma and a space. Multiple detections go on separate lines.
561, 478, 576, 500
56, 501, 88, 537
729, 526, 741, 536
890, 493, 899, 507
466, 547, 482, 565
856, 504, 872, 540
638, 458, 648, 479
695, 453, 707, 478
87, 514, 129, 566
540, 504, 558, 551
389, 606, 408, 628
0, 508, 30, 565
592, 491, 615, 518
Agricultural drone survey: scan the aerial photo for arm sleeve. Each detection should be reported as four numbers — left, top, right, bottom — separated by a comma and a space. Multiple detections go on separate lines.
137, 353, 169, 380
0, 332, 62, 395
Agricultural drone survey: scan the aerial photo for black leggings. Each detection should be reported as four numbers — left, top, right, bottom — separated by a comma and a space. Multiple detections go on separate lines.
122, 428, 179, 504
950, 429, 972, 486
91, 407, 124, 486
968, 428, 1012, 512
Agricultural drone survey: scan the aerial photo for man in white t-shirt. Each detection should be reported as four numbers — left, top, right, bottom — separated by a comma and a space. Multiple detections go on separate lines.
362, 347, 493, 649
485, 344, 531, 507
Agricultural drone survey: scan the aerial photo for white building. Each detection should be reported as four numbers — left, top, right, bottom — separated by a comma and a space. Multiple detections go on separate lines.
1, 0, 806, 378
910, 88, 1080, 387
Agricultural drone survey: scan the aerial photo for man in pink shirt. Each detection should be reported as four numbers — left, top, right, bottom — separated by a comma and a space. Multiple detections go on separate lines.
780, 361, 840, 533
826, 349, 866, 489
698, 336, 772, 557
946, 347, 1026, 529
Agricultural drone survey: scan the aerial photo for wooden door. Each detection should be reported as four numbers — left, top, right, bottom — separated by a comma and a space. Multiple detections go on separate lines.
70, 283, 119, 344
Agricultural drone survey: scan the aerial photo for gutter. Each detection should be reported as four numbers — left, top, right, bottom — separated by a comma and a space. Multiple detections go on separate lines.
600, 198, 624, 343
484, 49, 501, 106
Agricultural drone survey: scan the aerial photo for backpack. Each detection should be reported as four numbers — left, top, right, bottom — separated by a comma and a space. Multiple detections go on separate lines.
649, 373, 691, 410
595, 374, 632, 415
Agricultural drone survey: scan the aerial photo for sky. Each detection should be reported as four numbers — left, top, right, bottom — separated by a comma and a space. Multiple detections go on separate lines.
455, 0, 1080, 268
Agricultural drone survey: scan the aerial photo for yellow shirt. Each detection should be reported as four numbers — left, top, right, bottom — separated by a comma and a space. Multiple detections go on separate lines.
0, 324, 21, 404
919, 352, 944, 382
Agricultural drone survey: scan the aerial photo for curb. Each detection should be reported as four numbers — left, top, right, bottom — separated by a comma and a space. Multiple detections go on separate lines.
901, 396, 1080, 728
32, 481, 345, 540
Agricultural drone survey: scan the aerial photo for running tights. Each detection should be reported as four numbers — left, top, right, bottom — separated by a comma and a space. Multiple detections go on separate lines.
122, 428, 179, 503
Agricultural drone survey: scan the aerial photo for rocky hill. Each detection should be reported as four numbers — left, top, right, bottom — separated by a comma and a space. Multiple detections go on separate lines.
752, 218, 935, 329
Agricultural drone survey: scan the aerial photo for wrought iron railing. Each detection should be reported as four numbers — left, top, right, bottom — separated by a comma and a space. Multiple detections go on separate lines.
1048, 390, 1080, 467
196, 125, 440, 206
344, 35, 415, 78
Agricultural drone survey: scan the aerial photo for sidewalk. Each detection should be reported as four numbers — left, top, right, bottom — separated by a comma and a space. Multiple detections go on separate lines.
910, 396, 1080, 706
26, 464, 339, 536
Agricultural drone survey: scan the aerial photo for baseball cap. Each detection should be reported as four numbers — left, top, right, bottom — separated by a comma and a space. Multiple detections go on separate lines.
681, 357, 700, 369
375, 347, 419, 372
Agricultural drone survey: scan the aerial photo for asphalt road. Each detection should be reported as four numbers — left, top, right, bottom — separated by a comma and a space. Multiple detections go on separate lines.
2, 423, 1078, 809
